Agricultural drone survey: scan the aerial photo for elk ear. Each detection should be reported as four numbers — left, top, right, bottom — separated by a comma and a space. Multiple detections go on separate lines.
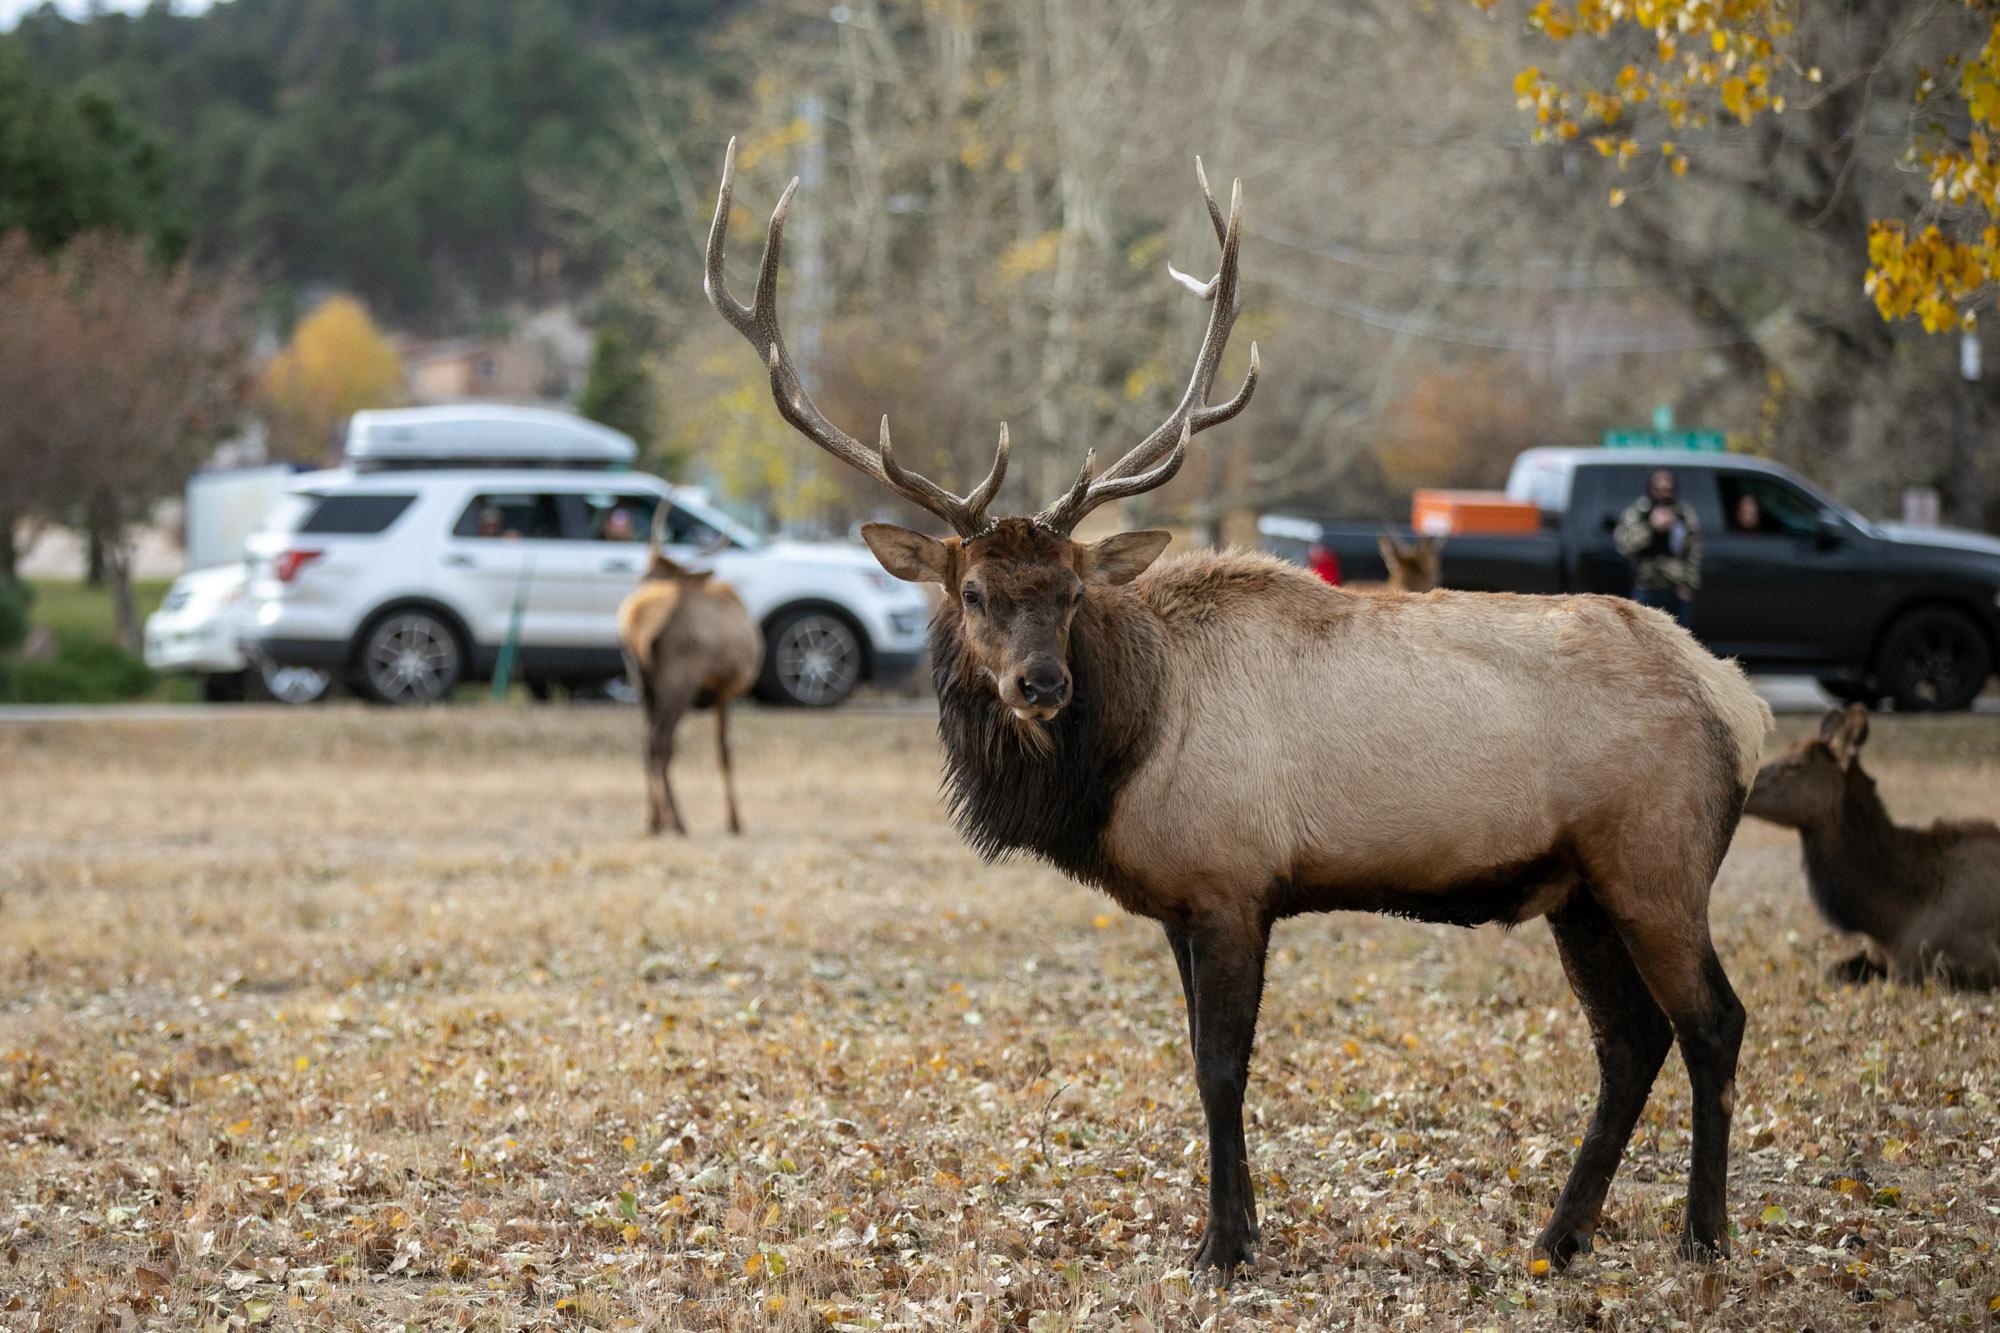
1377, 534, 1399, 568
1084, 530, 1171, 586
1827, 703, 1870, 768
861, 523, 952, 584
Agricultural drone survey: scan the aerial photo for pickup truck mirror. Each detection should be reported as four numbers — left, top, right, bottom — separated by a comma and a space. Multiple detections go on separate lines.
1814, 509, 1846, 547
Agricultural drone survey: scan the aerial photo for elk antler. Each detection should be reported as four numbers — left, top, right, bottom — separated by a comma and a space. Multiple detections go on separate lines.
704, 138, 1008, 538
1036, 158, 1260, 536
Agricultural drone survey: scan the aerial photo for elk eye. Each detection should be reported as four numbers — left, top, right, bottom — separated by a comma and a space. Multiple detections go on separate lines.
961, 587, 982, 611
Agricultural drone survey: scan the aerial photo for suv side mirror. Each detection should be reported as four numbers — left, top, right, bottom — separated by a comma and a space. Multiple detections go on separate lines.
1814, 509, 1846, 547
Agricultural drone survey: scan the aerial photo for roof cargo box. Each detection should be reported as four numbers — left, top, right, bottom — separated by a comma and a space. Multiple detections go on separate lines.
344, 406, 636, 471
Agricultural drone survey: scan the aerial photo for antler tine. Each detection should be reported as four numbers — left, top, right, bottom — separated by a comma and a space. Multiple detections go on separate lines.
704, 138, 1004, 537
648, 491, 673, 556
1036, 162, 1259, 536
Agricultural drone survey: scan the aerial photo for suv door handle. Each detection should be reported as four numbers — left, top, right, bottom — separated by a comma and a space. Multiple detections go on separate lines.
603, 558, 637, 573
443, 553, 475, 568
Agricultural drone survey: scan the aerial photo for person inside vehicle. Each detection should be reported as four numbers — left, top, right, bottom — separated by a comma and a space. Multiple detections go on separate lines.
1614, 468, 1700, 629
1731, 492, 1765, 534
476, 504, 511, 539
602, 507, 636, 542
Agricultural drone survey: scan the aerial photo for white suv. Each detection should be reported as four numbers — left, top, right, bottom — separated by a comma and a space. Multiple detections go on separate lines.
245, 469, 931, 706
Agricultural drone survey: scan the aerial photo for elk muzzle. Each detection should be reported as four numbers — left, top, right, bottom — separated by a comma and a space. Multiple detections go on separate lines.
1004, 654, 1072, 719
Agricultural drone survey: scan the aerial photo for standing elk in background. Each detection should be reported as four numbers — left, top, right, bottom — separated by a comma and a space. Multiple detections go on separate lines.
617, 501, 763, 835
1745, 704, 2000, 988
705, 139, 1770, 1274
1377, 532, 1443, 592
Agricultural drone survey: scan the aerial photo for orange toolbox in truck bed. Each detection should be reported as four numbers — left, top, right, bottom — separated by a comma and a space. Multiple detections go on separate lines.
1411, 489, 1543, 536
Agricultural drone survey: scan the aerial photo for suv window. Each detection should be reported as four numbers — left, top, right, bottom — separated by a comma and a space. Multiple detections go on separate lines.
1718, 472, 1819, 538
296, 493, 417, 535
564, 492, 657, 544
451, 493, 564, 540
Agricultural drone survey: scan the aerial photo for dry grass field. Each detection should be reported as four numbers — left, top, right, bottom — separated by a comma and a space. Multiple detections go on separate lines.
3, 704, 1999, 1331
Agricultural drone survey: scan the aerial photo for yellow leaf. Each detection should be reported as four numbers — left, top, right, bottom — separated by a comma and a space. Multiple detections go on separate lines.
1513, 67, 1540, 96
1721, 77, 1749, 122
745, 1251, 764, 1276
1530, 1257, 1551, 1276
293, 1056, 309, 1072
228, 1119, 251, 1135
1608, 188, 1628, 208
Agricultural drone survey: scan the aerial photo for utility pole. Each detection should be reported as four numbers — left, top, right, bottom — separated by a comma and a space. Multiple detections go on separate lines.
1956, 326, 1983, 528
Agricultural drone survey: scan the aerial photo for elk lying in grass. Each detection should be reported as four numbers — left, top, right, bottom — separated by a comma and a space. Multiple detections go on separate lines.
704, 140, 1771, 1274
1377, 533, 1442, 592
1745, 705, 2000, 988
617, 503, 762, 835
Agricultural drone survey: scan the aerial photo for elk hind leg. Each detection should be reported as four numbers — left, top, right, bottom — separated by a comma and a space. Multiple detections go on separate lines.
649, 682, 695, 836
1536, 890, 1674, 1267
1613, 910, 1745, 1261
715, 697, 743, 835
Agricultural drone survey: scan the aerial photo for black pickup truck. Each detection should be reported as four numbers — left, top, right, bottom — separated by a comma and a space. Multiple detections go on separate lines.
1266, 448, 2000, 711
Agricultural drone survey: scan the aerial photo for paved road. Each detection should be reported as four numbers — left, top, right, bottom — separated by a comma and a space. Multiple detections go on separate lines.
2, 678, 1993, 723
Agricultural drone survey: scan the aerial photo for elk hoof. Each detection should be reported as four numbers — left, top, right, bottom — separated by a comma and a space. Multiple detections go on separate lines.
1191, 1226, 1256, 1279
1533, 1224, 1593, 1270
1677, 1232, 1729, 1264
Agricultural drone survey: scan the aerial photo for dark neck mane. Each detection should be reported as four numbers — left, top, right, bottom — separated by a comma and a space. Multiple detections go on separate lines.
1797, 770, 1943, 940
930, 591, 1162, 890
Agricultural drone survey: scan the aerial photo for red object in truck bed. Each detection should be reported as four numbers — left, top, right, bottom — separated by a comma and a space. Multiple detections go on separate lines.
1412, 489, 1543, 536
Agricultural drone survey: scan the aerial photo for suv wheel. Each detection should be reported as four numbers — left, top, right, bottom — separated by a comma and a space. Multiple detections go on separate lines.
357, 610, 464, 705
1876, 607, 1991, 712
759, 607, 863, 707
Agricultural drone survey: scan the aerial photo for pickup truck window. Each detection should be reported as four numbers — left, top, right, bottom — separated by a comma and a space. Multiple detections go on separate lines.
1717, 473, 1818, 538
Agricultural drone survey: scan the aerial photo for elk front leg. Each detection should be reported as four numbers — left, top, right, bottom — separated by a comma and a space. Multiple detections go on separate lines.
1184, 916, 1269, 1277
1164, 922, 1262, 1245
715, 700, 743, 835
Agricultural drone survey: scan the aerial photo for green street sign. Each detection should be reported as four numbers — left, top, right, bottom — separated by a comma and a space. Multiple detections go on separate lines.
1602, 428, 1727, 451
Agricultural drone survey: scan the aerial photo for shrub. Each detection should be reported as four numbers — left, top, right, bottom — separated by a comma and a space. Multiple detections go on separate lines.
0, 637, 154, 703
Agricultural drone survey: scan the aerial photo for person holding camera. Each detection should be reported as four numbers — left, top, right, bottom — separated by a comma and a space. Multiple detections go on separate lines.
1614, 468, 1701, 629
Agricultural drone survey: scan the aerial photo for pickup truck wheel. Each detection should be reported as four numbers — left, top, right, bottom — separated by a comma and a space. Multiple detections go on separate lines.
1876, 608, 1991, 712
758, 607, 863, 707
356, 610, 464, 706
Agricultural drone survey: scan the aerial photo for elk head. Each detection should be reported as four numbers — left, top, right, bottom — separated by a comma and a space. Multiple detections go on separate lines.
703, 139, 1258, 721
1744, 704, 1869, 829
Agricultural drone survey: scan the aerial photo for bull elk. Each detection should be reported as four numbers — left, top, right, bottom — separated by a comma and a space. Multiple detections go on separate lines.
1745, 705, 2000, 988
616, 501, 763, 835
704, 140, 1771, 1273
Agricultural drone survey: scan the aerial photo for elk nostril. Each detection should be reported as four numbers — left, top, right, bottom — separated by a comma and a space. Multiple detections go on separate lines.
1019, 665, 1067, 707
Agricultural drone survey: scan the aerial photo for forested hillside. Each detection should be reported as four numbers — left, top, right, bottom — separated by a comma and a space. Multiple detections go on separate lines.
9, 0, 731, 325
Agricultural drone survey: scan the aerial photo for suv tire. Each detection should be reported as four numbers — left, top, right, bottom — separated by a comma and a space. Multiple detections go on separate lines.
1875, 607, 1991, 712
355, 609, 465, 705
756, 606, 864, 707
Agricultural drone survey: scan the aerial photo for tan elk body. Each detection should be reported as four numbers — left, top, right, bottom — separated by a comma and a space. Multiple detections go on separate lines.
1746, 705, 2000, 987
616, 507, 763, 834
702, 139, 1770, 1275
